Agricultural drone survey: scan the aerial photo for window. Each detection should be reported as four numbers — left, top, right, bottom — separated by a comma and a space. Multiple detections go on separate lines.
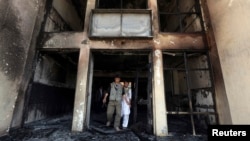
163, 51, 218, 135
89, 9, 152, 38
89, 0, 151, 38
158, 0, 204, 33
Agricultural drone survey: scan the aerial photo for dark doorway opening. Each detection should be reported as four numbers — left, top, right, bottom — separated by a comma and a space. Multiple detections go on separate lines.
89, 50, 152, 133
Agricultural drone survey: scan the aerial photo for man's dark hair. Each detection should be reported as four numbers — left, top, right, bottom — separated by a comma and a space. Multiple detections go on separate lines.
114, 74, 120, 78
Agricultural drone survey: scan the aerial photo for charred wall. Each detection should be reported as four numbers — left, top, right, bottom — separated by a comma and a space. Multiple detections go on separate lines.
207, 0, 250, 124
0, 0, 47, 136
158, 0, 203, 32
43, 0, 87, 32
44, 0, 85, 32
24, 52, 78, 123
6, 0, 86, 135
163, 52, 217, 134
25, 83, 75, 123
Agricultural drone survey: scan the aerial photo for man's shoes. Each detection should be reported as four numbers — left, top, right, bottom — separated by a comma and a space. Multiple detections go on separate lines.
106, 121, 110, 127
115, 127, 121, 131
122, 127, 127, 130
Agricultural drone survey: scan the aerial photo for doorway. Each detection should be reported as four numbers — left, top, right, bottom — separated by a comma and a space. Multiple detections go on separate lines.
87, 50, 153, 132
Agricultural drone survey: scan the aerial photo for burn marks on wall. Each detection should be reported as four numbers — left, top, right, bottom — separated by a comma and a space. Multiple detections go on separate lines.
158, 0, 203, 33
43, 0, 87, 32
24, 51, 79, 123
0, 1, 25, 80
163, 51, 217, 135
34, 51, 79, 88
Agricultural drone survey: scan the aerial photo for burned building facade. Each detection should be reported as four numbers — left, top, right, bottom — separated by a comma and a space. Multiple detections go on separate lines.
0, 0, 249, 138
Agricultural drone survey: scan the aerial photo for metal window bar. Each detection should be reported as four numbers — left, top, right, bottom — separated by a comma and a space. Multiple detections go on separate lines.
181, 1, 202, 32
177, 13, 201, 32
164, 51, 218, 135
119, 0, 122, 9
158, 0, 203, 33
190, 87, 213, 91
164, 68, 209, 71
147, 62, 153, 128
195, 0, 205, 32
170, 70, 175, 97
159, 12, 199, 15
184, 52, 196, 135
167, 111, 216, 115
164, 68, 186, 71
205, 51, 219, 124
182, 14, 200, 32
188, 68, 209, 71
120, 9, 123, 36
176, 0, 183, 32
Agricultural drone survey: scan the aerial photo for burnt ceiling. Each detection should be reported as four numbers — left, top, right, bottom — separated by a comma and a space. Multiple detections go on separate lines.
41, 50, 150, 72
92, 50, 150, 71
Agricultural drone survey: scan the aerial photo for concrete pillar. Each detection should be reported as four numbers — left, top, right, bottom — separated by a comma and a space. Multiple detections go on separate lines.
83, 0, 96, 31
71, 0, 95, 132
71, 47, 90, 132
152, 49, 168, 136
148, 0, 159, 34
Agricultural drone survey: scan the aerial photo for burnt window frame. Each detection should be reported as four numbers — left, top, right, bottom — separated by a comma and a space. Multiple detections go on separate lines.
157, 0, 205, 33
163, 50, 218, 135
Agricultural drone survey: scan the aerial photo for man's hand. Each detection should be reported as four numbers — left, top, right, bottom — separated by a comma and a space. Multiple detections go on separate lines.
103, 98, 107, 104
103, 93, 108, 104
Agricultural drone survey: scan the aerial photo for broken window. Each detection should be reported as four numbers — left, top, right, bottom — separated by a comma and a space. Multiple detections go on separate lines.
163, 51, 217, 135
158, 0, 204, 33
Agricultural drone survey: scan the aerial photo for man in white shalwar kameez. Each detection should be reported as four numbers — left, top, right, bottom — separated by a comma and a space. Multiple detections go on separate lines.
121, 81, 132, 129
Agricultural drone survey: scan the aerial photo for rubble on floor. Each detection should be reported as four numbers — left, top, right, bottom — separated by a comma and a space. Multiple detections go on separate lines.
0, 115, 208, 141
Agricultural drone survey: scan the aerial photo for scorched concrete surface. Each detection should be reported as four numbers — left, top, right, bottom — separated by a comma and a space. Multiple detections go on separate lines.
0, 115, 207, 141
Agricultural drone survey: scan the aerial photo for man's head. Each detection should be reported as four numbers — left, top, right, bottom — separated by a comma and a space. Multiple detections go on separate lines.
124, 81, 129, 88
114, 74, 121, 83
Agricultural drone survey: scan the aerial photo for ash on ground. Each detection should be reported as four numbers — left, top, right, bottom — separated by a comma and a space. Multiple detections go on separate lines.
0, 115, 207, 141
